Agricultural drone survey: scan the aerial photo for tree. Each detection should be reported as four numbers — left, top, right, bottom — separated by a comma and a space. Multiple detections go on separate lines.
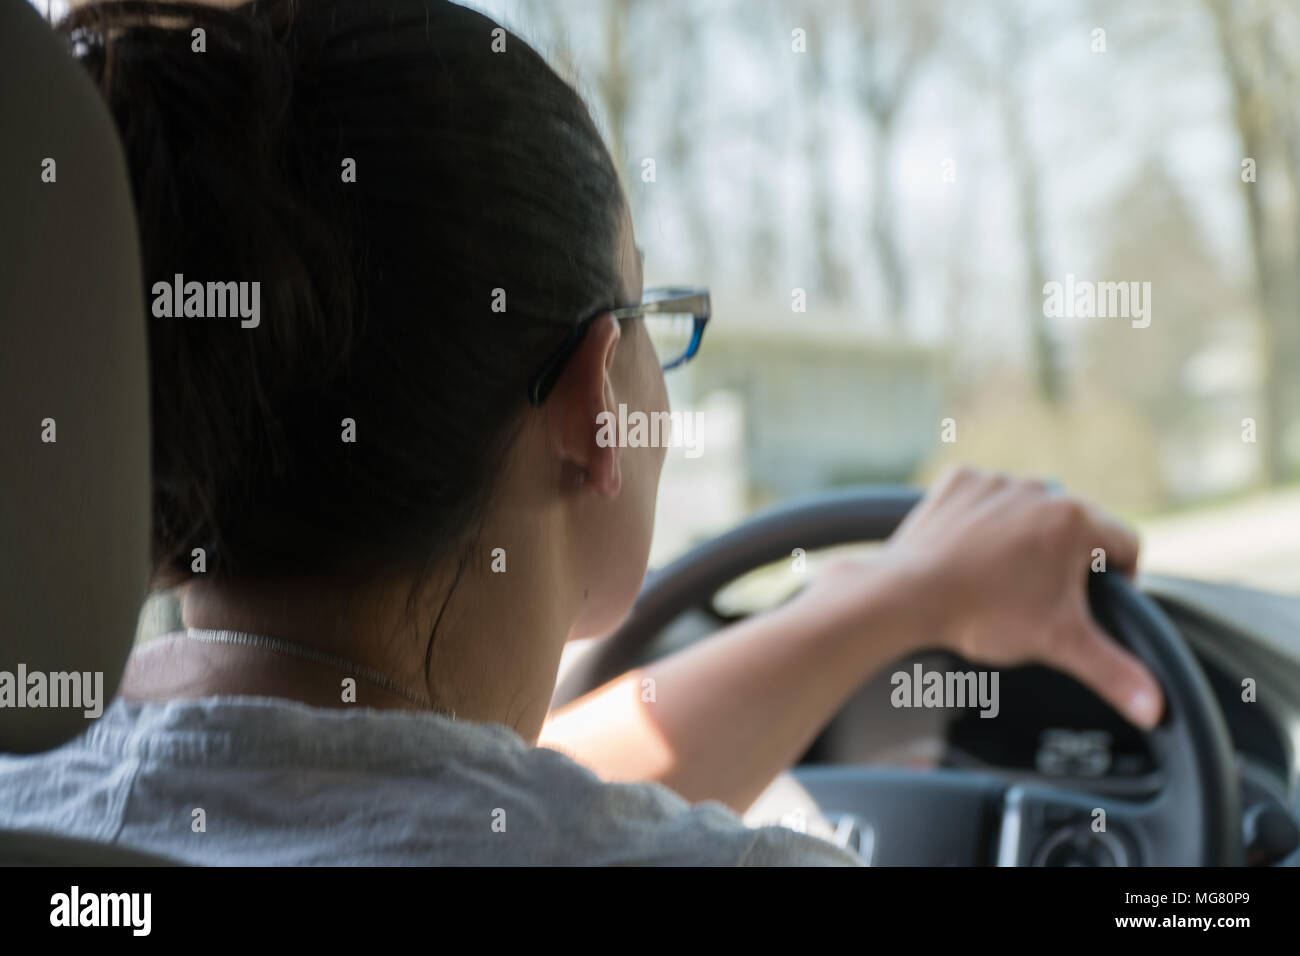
847, 0, 941, 331
1206, 0, 1300, 484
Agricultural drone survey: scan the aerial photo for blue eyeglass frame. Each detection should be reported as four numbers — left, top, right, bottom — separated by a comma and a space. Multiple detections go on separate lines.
526, 286, 711, 406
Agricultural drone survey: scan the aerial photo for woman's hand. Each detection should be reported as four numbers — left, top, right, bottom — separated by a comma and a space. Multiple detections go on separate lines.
544, 466, 1165, 812
814, 467, 1165, 729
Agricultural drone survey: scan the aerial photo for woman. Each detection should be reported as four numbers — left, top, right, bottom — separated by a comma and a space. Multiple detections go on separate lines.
0, 0, 1162, 865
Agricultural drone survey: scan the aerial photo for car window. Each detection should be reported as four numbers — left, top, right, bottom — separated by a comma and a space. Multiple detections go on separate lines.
470, 0, 1300, 595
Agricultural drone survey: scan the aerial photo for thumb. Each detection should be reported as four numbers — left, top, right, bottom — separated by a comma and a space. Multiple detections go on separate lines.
1050, 621, 1165, 730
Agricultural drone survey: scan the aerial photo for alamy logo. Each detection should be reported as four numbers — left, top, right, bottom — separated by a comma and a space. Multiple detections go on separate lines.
596, 404, 704, 459
0, 665, 103, 718
1042, 273, 1151, 328
890, 664, 1000, 719
50, 886, 151, 936
151, 273, 261, 328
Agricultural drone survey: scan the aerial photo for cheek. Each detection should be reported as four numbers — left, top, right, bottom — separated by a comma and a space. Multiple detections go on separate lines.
632, 335, 668, 493
626, 325, 669, 424
570, 334, 666, 638
569, 488, 654, 638
645, 334, 669, 413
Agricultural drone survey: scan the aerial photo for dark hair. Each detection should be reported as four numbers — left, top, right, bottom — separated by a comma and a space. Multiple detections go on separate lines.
61, 0, 626, 583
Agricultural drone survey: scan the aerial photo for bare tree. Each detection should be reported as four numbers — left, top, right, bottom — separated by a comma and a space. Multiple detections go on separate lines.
792, 0, 849, 302
1207, 0, 1299, 484
597, 0, 637, 178
939, 1, 1064, 403
659, 3, 713, 278
847, 0, 940, 331
993, 4, 1062, 404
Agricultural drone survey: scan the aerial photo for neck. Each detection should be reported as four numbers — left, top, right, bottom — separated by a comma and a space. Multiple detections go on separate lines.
144, 516, 577, 741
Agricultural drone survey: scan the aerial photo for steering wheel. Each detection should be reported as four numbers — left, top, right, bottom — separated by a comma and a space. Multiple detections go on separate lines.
554, 487, 1242, 865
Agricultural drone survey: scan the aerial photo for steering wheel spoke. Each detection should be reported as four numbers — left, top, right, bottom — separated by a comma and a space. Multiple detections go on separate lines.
788, 766, 1005, 866
998, 783, 1155, 866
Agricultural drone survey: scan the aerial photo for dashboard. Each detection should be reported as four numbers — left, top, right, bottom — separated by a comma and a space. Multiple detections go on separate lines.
634, 575, 1300, 864
806, 653, 1288, 790
798, 645, 1298, 864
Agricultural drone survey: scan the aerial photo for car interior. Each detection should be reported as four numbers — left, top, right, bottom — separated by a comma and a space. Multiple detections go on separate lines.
555, 492, 1300, 865
2, 0, 1299, 874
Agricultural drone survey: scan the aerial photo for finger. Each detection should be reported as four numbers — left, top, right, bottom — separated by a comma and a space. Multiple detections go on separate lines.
1049, 620, 1165, 730
1081, 503, 1141, 579
934, 467, 1011, 524
973, 471, 1042, 517
894, 466, 978, 534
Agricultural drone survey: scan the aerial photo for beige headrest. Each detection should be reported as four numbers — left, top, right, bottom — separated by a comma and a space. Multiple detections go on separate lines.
0, 0, 150, 753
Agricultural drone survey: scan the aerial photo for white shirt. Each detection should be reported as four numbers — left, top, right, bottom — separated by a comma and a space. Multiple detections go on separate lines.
0, 695, 860, 866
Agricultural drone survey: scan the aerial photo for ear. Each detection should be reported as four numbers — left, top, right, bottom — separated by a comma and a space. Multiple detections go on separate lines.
545, 314, 622, 497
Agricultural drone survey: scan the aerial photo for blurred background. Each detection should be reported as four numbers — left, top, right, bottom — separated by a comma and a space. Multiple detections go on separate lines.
470, 0, 1300, 592
35, 0, 1300, 593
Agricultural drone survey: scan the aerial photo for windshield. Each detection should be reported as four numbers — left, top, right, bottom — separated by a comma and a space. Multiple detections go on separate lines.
469, 0, 1300, 595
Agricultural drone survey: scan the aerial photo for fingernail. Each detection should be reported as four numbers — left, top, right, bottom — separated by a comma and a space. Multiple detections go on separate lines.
1128, 688, 1159, 728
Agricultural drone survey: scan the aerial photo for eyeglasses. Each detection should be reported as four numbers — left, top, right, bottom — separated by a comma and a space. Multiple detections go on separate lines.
526, 286, 711, 406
